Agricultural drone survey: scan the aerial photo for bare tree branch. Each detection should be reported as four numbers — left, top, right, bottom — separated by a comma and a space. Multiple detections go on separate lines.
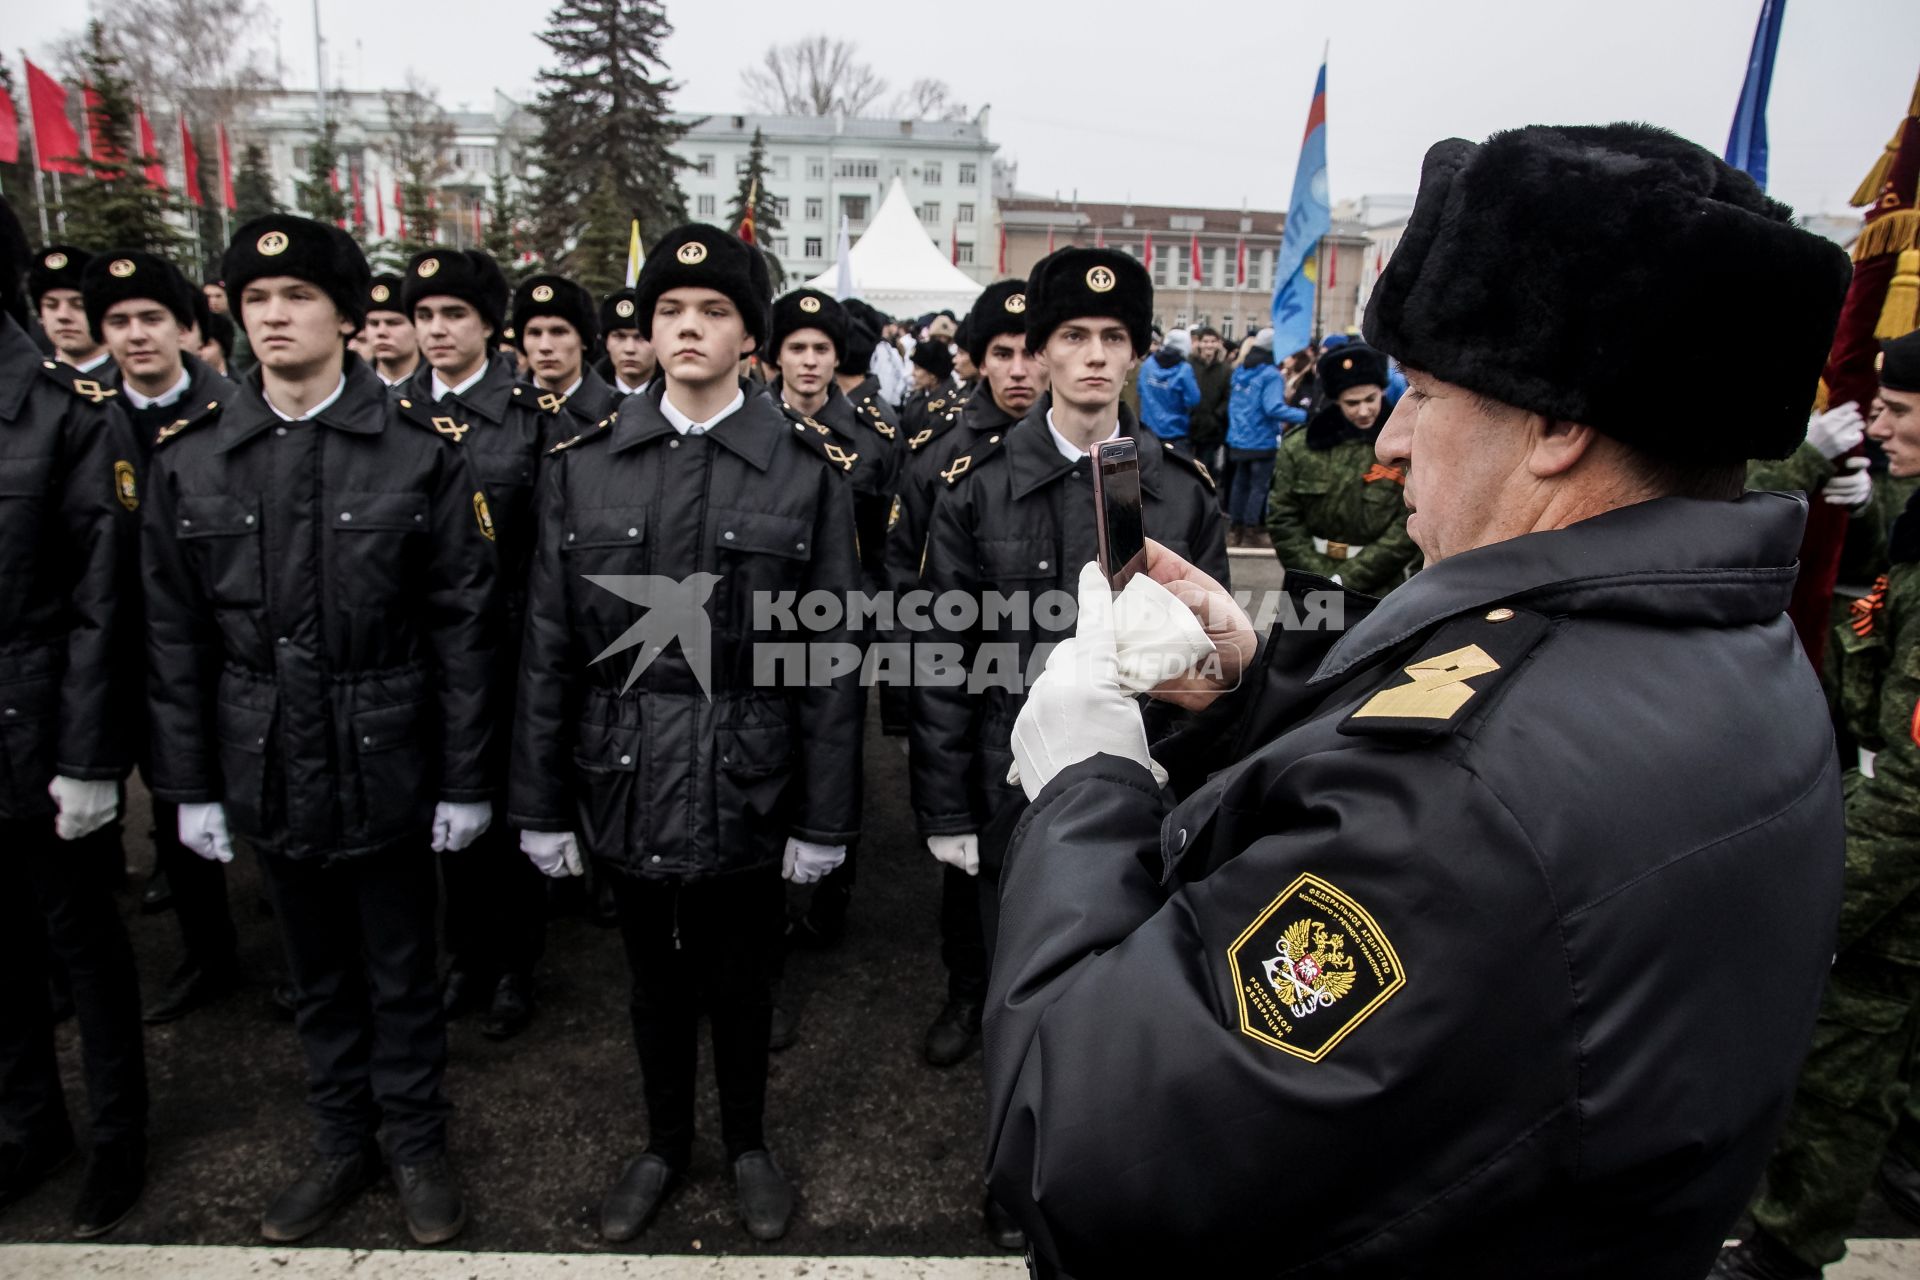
889, 78, 968, 122
741, 36, 888, 117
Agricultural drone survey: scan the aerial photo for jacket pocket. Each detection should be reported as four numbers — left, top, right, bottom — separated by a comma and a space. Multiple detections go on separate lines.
329, 490, 429, 610
712, 508, 814, 561
572, 717, 640, 859
717, 716, 796, 851
0, 664, 58, 813
977, 537, 1057, 585
0, 456, 49, 586
213, 692, 275, 837
176, 494, 264, 606
350, 697, 433, 843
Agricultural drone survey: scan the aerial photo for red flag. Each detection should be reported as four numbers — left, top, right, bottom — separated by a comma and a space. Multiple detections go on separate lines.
217, 123, 235, 210
1326, 242, 1337, 289
25, 60, 84, 175
1235, 237, 1247, 286
738, 177, 757, 245
351, 167, 365, 230
375, 172, 386, 237
394, 178, 407, 240
83, 85, 125, 173
1047, 224, 1055, 254
1190, 233, 1201, 283
0, 86, 18, 166
997, 222, 1007, 274
950, 221, 959, 265
179, 114, 202, 204
1143, 232, 1154, 270
137, 108, 165, 188
1095, 226, 1106, 248
329, 168, 345, 229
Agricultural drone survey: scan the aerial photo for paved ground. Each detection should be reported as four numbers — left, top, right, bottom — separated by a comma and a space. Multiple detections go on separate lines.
2, 549, 1916, 1269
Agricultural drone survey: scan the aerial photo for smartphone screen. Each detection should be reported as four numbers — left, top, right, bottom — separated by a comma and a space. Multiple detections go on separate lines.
1092, 438, 1147, 589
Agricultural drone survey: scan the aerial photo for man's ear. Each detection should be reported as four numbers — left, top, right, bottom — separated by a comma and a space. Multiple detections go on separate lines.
1528, 415, 1600, 479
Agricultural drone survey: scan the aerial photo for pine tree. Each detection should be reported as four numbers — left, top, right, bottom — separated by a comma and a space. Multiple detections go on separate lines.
725, 127, 784, 290
295, 114, 349, 230
484, 168, 531, 287
380, 80, 452, 262
527, 0, 688, 291
232, 141, 280, 226
57, 21, 187, 262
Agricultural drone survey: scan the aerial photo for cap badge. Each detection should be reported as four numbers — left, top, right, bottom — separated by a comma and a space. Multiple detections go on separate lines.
677, 241, 709, 265
1342, 357, 1353, 370
1086, 266, 1116, 293
798, 295, 821, 313
370, 284, 390, 303
44, 252, 68, 270
531, 283, 554, 303
1005, 293, 1027, 314
257, 231, 289, 257
108, 258, 136, 278
615, 299, 635, 318
417, 257, 441, 278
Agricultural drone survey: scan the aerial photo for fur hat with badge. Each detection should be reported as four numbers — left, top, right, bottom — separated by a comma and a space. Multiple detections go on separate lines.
511, 274, 597, 349
365, 273, 406, 319
1362, 122, 1851, 462
27, 242, 92, 311
600, 287, 642, 335
223, 213, 371, 329
403, 248, 509, 334
81, 249, 202, 337
631, 224, 771, 352
1022, 247, 1153, 356
1317, 343, 1391, 399
768, 287, 848, 359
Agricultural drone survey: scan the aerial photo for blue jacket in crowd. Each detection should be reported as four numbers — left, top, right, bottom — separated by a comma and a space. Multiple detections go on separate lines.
1226, 360, 1306, 451
1136, 352, 1201, 440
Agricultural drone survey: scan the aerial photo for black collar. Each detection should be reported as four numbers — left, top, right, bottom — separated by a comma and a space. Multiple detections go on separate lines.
609, 379, 782, 471
1305, 396, 1391, 451
1007, 397, 1161, 500
217, 354, 390, 452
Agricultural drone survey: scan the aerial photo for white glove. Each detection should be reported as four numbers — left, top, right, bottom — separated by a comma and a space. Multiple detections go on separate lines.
178, 802, 234, 863
520, 830, 583, 878
782, 836, 846, 884
1807, 402, 1865, 460
1109, 571, 1219, 694
48, 776, 118, 842
1009, 562, 1171, 802
928, 833, 980, 877
431, 800, 492, 853
1823, 457, 1873, 509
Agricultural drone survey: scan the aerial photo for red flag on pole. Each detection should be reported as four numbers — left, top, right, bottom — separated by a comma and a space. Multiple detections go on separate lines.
471, 198, 482, 243
1143, 232, 1154, 271
737, 177, 757, 245
136, 108, 165, 188
394, 178, 407, 240
1326, 242, 1337, 289
0, 87, 18, 166
329, 168, 345, 229
25, 60, 84, 175
950, 221, 959, 265
179, 114, 203, 204
1095, 226, 1106, 248
375, 172, 386, 237
1190, 233, 1201, 283
351, 167, 365, 229
997, 222, 1007, 274
1235, 237, 1247, 286
83, 85, 125, 173
216, 123, 236, 209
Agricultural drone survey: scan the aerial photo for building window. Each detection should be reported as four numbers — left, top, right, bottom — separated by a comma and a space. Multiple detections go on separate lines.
840, 195, 870, 222
771, 156, 790, 179
923, 161, 942, 186
805, 237, 823, 259
834, 158, 878, 180
919, 202, 941, 224
695, 154, 715, 177
805, 197, 823, 220
957, 242, 975, 265
1155, 253, 1170, 288
1264, 249, 1277, 290
1170, 214, 1205, 232
958, 162, 976, 185
1176, 251, 1191, 288
957, 202, 975, 224
771, 197, 789, 219
807, 156, 825, 180
772, 236, 788, 256
696, 194, 716, 217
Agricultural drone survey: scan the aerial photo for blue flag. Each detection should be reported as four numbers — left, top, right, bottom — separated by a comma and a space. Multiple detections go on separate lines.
1272, 60, 1330, 358
1725, 0, 1787, 190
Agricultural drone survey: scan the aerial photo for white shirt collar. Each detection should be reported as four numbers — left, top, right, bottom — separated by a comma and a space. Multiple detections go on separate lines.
122, 365, 192, 411
659, 387, 745, 437
76, 351, 113, 374
266, 373, 348, 423
1044, 408, 1122, 463
431, 362, 490, 402
614, 376, 650, 396
555, 375, 583, 400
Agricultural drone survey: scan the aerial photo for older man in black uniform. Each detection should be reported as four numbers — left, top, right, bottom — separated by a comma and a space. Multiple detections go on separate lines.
397, 249, 555, 1040
981, 124, 1852, 1279
0, 198, 148, 1239
144, 215, 498, 1245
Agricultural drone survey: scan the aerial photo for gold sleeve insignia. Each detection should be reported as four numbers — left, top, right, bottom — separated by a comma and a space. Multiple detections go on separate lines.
940, 454, 972, 485
113, 461, 138, 511
472, 490, 495, 540
887, 495, 901, 531
1228, 873, 1405, 1062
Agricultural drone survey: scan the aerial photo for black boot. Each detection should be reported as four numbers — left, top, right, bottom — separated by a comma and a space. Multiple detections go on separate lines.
143, 961, 239, 1025
479, 973, 534, 1042
393, 1154, 466, 1245
259, 1144, 381, 1243
441, 968, 491, 1019
269, 980, 299, 1020
1881, 1146, 1920, 1225
733, 1150, 793, 1242
72, 1139, 144, 1239
768, 1001, 800, 1052
984, 1192, 1027, 1251
600, 1152, 680, 1242
139, 870, 173, 914
1707, 1231, 1822, 1280
924, 998, 983, 1067
0, 1129, 75, 1212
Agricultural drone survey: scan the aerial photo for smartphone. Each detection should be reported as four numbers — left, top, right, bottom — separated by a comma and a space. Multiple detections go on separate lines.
1092, 437, 1147, 589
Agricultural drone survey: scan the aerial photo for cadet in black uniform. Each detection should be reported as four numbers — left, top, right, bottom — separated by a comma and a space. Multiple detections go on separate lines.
362, 274, 419, 388
598, 288, 657, 396
982, 123, 1852, 1280
29, 245, 111, 375
514, 274, 618, 437
143, 215, 498, 1245
79, 250, 242, 1025
398, 249, 554, 1041
0, 197, 148, 1239
511, 225, 862, 1245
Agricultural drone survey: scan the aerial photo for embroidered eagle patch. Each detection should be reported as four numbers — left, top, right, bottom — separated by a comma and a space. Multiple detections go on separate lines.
1228, 873, 1405, 1062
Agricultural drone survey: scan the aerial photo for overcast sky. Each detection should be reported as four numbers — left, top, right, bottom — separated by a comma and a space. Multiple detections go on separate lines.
23, 0, 1920, 217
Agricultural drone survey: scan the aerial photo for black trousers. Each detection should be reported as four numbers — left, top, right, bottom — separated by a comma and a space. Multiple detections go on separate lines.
441, 807, 546, 981
151, 799, 237, 975
942, 864, 988, 1002
608, 865, 783, 1168
0, 816, 147, 1148
257, 844, 449, 1162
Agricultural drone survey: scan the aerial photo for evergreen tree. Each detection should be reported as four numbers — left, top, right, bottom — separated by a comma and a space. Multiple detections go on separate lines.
484, 168, 531, 287
380, 80, 452, 262
232, 141, 280, 226
527, 0, 688, 290
295, 114, 349, 230
725, 127, 784, 289
57, 21, 187, 262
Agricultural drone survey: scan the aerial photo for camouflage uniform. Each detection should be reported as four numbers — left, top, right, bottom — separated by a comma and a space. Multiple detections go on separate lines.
1748, 439, 1837, 496
1752, 488, 1920, 1268
1264, 399, 1419, 595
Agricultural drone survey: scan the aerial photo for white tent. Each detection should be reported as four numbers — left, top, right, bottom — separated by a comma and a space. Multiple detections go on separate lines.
805, 177, 984, 318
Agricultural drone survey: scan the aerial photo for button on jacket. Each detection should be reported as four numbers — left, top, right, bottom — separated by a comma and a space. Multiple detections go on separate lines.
985, 492, 1844, 1279
509, 381, 863, 878
143, 356, 499, 860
